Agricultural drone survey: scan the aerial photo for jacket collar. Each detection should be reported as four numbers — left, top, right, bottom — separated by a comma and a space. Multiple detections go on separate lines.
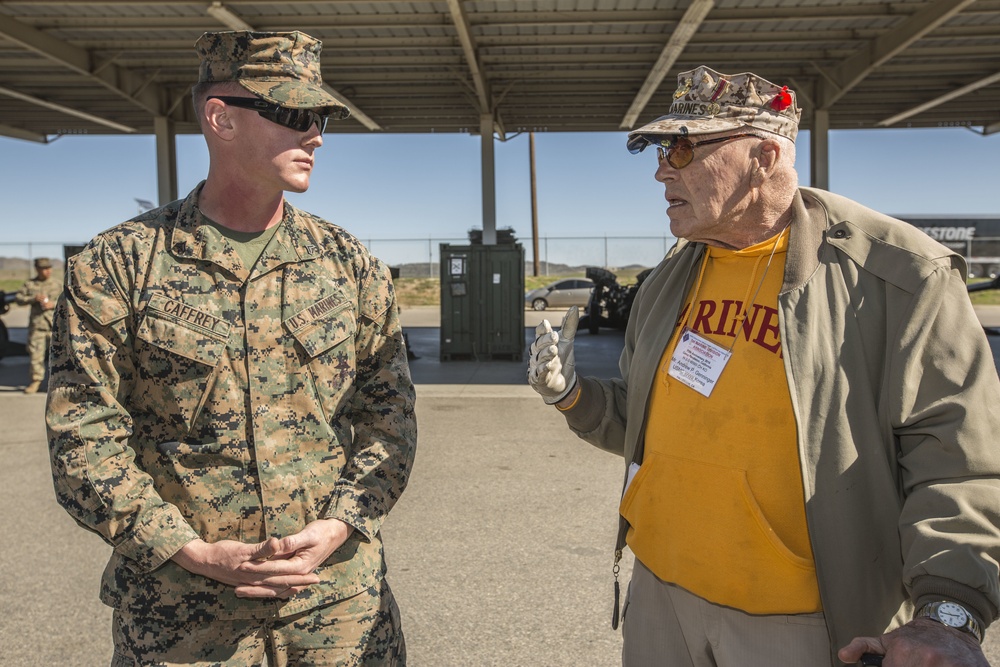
781, 188, 831, 294
170, 182, 322, 279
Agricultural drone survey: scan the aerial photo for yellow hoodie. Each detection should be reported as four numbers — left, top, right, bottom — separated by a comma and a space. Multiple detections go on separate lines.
620, 229, 821, 614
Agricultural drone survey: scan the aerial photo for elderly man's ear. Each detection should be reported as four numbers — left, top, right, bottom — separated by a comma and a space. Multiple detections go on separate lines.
750, 139, 781, 186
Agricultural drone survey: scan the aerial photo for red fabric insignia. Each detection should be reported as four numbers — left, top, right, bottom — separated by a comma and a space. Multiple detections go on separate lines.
771, 86, 792, 111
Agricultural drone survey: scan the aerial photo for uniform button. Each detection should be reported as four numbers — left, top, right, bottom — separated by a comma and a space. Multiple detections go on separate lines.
833, 229, 848, 239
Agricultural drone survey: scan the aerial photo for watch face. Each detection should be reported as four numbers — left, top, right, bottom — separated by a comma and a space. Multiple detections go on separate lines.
937, 602, 969, 627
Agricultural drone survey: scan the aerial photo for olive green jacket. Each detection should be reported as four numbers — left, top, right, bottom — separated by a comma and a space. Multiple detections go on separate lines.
563, 187, 1000, 660
46, 184, 417, 620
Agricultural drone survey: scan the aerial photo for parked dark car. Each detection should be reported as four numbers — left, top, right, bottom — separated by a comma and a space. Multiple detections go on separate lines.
525, 278, 594, 311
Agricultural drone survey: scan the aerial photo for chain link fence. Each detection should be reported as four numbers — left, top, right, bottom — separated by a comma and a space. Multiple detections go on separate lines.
360, 235, 676, 277
5, 232, 999, 279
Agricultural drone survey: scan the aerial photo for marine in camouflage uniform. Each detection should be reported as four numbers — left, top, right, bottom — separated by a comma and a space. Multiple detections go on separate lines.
46, 31, 416, 666
14, 256, 62, 393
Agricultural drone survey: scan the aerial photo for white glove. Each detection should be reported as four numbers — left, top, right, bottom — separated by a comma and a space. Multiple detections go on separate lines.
527, 306, 578, 404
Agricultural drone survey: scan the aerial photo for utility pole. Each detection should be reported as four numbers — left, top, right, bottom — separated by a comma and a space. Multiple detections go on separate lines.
530, 132, 539, 276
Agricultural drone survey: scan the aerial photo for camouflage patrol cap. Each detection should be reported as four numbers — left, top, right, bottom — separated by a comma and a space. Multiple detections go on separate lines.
627, 65, 801, 154
34, 257, 52, 269
195, 30, 350, 118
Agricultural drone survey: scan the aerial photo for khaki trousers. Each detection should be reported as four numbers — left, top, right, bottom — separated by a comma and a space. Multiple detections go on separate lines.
26, 327, 51, 383
622, 559, 832, 667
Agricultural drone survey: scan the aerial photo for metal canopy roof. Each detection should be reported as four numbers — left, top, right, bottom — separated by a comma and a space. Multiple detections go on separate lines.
1, 0, 999, 143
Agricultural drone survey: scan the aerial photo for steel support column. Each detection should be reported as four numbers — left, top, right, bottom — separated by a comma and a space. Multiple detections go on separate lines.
810, 109, 829, 191
154, 116, 178, 205
480, 114, 497, 245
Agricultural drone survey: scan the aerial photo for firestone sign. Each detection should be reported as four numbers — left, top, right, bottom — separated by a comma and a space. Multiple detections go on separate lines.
898, 217, 1000, 278
917, 226, 977, 242
899, 217, 1000, 239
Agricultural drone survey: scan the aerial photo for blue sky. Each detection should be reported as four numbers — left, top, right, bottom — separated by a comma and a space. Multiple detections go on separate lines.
2, 126, 998, 266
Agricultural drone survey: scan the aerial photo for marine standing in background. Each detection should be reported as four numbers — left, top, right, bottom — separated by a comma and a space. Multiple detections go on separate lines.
46, 30, 416, 666
15, 256, 61, 394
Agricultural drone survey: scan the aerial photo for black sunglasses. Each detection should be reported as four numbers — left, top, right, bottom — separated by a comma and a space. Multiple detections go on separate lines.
655, 133, 765, 169
208, 96, 332, 135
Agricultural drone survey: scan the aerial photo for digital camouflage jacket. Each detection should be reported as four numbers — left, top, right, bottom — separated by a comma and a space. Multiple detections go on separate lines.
46, 183, 417, 620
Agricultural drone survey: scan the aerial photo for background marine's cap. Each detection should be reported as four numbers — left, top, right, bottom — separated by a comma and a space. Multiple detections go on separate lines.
627, 65, 800, 154
34, 257, 52, 269
195, 30, 350, 119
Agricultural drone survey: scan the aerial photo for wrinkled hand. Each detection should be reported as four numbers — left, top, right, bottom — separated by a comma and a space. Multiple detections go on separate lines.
172, 519, 353, 599
527, 306, 578, 404
838, 618, 988, 666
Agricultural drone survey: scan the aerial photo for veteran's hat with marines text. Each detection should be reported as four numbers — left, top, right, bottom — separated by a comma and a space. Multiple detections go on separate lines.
627, 66, 801, 154
195, 30, 350, 119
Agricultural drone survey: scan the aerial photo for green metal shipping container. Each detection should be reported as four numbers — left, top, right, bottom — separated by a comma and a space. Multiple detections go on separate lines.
440, 243, 525, 361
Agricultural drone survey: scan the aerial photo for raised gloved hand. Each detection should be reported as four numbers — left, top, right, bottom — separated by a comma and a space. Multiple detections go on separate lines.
527, 306, 578, 404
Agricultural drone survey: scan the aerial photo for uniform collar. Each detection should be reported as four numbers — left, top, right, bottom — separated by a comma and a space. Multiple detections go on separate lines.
170, 181, 322, 279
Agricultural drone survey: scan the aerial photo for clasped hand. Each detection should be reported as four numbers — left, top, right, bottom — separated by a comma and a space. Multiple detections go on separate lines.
172, 518, 353, 599
527, 306, 579, 404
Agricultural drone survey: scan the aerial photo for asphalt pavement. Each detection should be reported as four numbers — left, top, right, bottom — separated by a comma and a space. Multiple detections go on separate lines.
2, 304, 999, 665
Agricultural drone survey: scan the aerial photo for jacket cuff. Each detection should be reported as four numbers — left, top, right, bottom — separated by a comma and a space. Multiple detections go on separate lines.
558, 376, 606, 433
322, 486, 384, 543
912, 574, 996, 630
114, 505, 200, 574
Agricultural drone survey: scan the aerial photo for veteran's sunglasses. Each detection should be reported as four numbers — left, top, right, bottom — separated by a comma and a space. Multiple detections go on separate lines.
655, 133, 764, 169
208, 96, 332, 135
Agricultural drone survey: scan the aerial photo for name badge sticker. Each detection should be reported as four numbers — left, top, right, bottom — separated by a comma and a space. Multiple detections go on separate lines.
667, 328, 732, 397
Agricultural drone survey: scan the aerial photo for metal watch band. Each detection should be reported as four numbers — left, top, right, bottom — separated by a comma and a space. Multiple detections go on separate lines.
916, 601, 983, 643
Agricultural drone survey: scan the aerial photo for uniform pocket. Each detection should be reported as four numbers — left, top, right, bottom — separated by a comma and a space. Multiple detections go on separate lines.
285, 300, 357, 424
135, 296, 229, 434
286, 300, 356, 358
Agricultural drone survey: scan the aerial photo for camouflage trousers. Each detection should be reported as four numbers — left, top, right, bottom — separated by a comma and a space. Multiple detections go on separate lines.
110, 579, 405, 667
26, 327, 51, 383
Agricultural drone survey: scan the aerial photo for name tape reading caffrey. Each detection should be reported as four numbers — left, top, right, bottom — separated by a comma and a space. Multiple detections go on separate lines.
156, 297, 228, 335
919, 227, 976, 241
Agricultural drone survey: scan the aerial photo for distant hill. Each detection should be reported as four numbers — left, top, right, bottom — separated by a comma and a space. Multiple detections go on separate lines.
0, 256, 65, 272
394, 260, 592, 278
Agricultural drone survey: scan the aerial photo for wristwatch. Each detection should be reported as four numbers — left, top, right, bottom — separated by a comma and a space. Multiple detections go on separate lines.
916, 601, 983, 643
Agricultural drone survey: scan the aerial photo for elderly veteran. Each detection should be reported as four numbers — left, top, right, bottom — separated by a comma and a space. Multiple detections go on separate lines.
528, 66, 1000, 666
46, 31, 415, 666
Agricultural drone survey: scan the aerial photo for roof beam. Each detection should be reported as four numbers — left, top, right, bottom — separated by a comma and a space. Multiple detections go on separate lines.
815, 0, 977, 110
206, 1, 254, 31
445, 0, 509, 137
984, 121, 1000, 136
877, 70, 1000, 127
322, 83, 381, 131
203, 3, 382, 131
0, 121, 47, 142
619, 0, 714, 129
0, 83, 137, 133
445, 0, 490, 114
0, 13, 169, 117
